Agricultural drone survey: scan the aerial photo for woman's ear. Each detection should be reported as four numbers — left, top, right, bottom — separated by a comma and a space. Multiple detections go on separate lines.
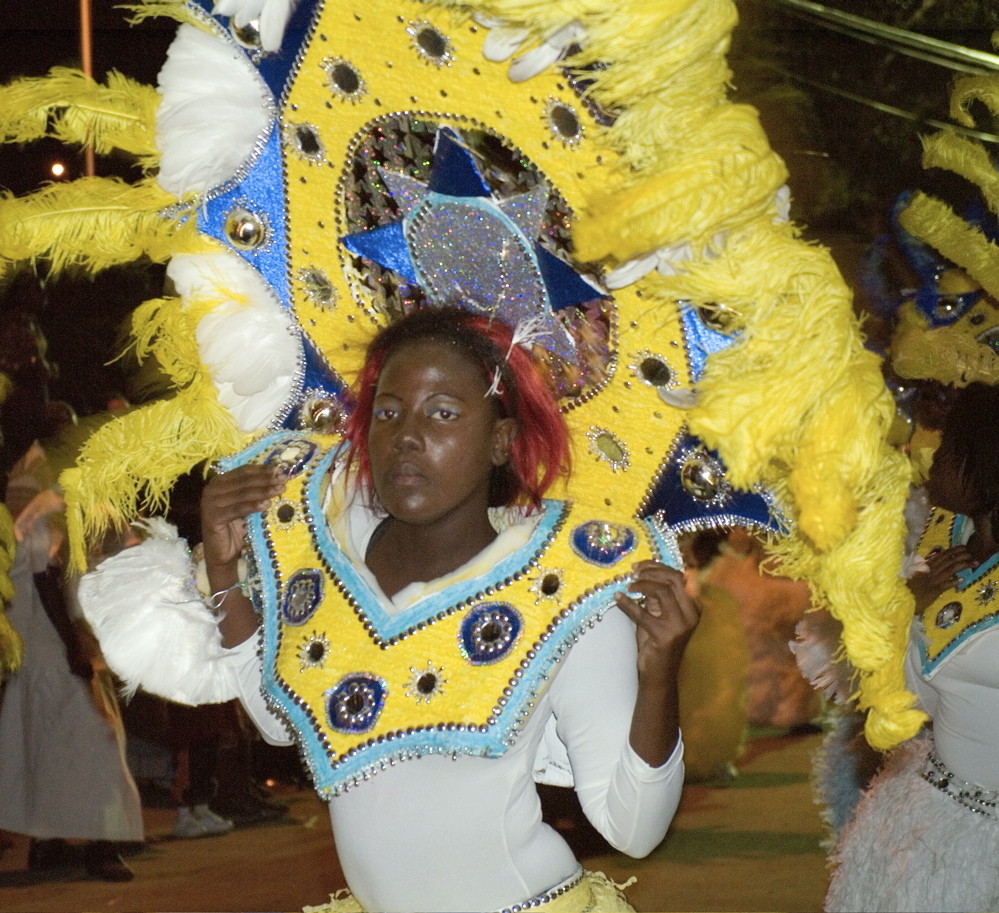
492, 417, 517, 466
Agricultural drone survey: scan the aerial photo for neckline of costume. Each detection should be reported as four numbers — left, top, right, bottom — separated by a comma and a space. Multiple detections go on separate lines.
311, 447, 566, 642
336, 483, 543, 620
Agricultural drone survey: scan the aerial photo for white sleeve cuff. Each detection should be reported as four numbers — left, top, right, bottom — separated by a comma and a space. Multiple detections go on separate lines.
78, 519, 241, 705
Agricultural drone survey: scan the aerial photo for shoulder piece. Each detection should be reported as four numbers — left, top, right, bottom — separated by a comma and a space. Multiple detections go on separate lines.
916, 507, 999, 678
222, 431, 679, 797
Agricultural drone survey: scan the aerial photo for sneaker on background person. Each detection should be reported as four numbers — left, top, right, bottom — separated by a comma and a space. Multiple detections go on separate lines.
173, 804, 233, 838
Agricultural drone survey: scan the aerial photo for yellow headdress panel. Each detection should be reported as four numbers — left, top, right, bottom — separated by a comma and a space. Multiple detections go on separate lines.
0, 0, 921, 747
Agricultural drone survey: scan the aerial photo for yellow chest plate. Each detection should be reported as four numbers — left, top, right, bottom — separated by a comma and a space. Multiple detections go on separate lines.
916, 508, 999, 677
228, 432, 677, 796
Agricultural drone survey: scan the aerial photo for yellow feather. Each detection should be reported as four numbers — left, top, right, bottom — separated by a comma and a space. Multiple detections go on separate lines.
0, 504, 22, 676
668, 217, 923, 748
0, 68, 160, 168
61, 387, 250, 571
0, 177, 207, 278
575, 106, 786, 261
950, 74, 999, 127
920, 132, 999, 218
899, 192, 999, 301
120, 0, 216, 32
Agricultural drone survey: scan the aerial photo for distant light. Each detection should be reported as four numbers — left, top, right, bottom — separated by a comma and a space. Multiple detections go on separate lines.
51, 162, 66, 178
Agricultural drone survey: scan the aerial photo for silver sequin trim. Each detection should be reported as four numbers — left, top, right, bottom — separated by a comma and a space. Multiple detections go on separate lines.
922, 748, 999, 819
495, 868, 585, 913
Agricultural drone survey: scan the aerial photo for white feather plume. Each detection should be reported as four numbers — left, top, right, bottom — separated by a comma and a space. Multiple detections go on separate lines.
789, 610, 855, 706
507, 21, 585, 83
156, 24, 274, 197
77, 520, 242, 705
168, 253, 300, 432
213, 0, 301, 52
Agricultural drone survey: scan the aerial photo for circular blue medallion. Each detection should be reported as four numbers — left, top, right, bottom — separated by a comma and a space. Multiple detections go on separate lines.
326, 673, 387, 734
281, 568, 324, 626
570, 520, 637, 566
459, 603, 522, 665
263, 437, 318, 477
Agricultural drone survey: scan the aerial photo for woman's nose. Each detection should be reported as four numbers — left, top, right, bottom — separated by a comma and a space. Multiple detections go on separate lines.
392, 413, 422, 450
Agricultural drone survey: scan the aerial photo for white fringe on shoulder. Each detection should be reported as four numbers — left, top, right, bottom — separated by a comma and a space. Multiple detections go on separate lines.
826, 733, 999, 913
790, 609, 854, 706
77, 519, 242, 706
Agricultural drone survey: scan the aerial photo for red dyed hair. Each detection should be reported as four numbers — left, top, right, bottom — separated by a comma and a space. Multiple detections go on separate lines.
344, 306, 570, 509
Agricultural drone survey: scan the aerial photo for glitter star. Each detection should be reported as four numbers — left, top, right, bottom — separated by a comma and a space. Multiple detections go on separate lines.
342, 127, 603, 363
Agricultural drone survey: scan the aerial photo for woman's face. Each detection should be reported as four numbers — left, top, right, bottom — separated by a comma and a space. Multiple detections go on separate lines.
367, 340, 515, 529
926, 437, 976, 516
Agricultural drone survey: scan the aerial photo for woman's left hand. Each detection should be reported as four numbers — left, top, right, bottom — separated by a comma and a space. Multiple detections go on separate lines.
614, 560, 701, 686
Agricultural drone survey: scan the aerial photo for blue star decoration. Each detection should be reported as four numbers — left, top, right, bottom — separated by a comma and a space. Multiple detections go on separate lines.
341, 127, 605, 364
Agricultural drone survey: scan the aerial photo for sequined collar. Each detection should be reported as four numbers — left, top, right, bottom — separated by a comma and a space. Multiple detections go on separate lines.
223, 431, 676, 796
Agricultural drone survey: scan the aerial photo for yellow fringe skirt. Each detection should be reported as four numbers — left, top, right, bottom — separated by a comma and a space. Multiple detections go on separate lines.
302, 869, 637, 912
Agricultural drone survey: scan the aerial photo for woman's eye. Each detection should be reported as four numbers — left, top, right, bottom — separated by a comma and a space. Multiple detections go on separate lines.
372, 407, 395, 421
431, 406, 459, 420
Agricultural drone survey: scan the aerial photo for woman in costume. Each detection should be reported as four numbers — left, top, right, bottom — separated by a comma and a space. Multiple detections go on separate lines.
0, 308, 143, 882
825, 382, 999, 913
187, 305, 700, 913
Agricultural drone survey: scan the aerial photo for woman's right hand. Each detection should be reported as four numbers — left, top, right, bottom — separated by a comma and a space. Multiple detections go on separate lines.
907, 545, 976, 615
200, 464, 286, 572
201, 464, 286, 647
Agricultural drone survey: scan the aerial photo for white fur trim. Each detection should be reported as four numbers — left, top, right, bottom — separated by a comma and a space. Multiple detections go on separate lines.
156, 24, 274, 197
77, 520, 241, 705
827, 734, 999, 912
168, 253, 300, 431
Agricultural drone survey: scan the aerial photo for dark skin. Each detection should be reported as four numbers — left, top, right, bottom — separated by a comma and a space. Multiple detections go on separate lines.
201, 340, 701, 767
909, 436, 999, 615
363, 343, 517, 597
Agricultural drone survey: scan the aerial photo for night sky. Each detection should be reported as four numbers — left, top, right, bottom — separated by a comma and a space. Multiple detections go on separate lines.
0, 3, 175, 414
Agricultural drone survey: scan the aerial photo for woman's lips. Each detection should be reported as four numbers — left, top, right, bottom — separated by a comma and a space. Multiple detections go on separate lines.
388, 461, 425, 483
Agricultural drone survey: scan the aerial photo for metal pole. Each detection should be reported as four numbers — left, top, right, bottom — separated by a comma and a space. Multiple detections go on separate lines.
80, 0, 95, 176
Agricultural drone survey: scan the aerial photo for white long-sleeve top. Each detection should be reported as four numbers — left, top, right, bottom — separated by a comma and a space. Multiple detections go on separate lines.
229, 494, 685, 913
905, 624, 999, 790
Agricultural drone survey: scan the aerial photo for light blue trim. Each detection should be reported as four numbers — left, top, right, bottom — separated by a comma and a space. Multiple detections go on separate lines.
303, 576, 632, 796
953, 514, 999, 589
918, 611, 999, 678
303, 444, 568, 642
223, 431, 645, 796
640, 516, 683, 571
919, 512, 999, 677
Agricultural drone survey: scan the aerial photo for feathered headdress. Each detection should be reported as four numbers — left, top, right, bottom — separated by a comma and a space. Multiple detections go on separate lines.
0, 0, 923, 748
882, 66, 999, 391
